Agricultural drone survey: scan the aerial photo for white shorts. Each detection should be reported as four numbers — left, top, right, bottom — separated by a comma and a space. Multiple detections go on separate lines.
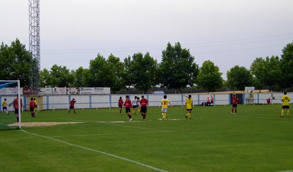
161, 108, 168, 113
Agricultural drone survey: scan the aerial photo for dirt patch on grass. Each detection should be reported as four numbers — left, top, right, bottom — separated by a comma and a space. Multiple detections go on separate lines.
9, 122, 83, 127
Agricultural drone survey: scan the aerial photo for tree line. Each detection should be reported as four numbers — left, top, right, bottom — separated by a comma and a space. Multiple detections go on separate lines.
1, 39, 293, 93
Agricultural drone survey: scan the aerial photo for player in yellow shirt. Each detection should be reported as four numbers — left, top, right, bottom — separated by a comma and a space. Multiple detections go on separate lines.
281, 91, 290, 117
185, 95, 193, 119
34, 98, 38, 113
161, 95, 173, 120
2, 98, 9, 114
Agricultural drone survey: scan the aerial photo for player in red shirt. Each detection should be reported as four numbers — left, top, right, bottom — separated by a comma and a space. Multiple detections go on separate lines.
30, 98, 35, 117
118, 97, 123, 115
231, 94, 239, 114
69, 98, 76, 114
206, 97, 210, 106
124, 95, 132, 121
9, 95, 23, 123
140, 95, 149, 120
211, 95, 214, 105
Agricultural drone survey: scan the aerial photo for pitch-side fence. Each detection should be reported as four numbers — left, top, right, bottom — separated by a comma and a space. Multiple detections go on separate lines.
0, 92, 291, 111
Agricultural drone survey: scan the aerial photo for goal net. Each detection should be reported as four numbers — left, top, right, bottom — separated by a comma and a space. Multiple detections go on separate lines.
0, 80, 22, 130
245, 87, 255, 105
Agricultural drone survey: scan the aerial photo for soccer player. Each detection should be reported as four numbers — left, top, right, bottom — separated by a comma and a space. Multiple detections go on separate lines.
69, 98, 76, 114
211, 95, 214, 105
34, 98, 38, 113
206, 97, 210, 106
281, 91, 290, 117
30, 98, 35, 117
185, 95, 193, 119
124, 95, 132, 121
231, 94, 239, 114
132, 96, 138, 115
137, 97, 140, 112
9, 95, 23, 123
118, 97, 123, 115
140, 95, 149, 120
2, 98, 9, 114
161, 95, 173, 120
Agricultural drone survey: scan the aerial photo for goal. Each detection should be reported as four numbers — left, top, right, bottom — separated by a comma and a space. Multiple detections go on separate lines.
0, 80, 22, 130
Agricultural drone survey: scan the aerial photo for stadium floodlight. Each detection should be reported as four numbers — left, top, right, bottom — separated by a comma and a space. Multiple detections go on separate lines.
0, 80, 22, 129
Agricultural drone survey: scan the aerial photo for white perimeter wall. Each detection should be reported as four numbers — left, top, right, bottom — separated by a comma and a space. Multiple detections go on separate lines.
1, 92, 292, 111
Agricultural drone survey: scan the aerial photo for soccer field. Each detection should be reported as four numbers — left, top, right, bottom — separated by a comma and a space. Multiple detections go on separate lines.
0, 105, 292, 172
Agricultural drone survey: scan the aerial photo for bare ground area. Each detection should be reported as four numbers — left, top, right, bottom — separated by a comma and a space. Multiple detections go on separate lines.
9, 122, 83, 127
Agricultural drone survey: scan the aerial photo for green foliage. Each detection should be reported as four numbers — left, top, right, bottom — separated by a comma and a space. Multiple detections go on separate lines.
122, 56, 132, 88
280, 42, 293, 89
73, 67, 85, 87
40, 65, 74, 87
158, 42, 198, 92
250, 56, 282, 90
107, 54, 125, 93
88, 54, 125, 92
126, 52, 158, 93
40, 68, 50, 87
226, 65, 253, 90
0, 39, 37, 87
197, 60, 223, 92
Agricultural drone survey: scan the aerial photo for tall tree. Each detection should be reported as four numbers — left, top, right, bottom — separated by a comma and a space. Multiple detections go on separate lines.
226, 65, 253, 90
88, 54, 125, 92
40, 65, 74, 87
122, 56, 133, 88
40, 68, 51, 87
158, 42, 198, 92
107, 54, 125, 93
280, 42, 293, 90
128, 52, 157, 93
250, 57, 266, 89
0, 39, 38, 87
250, 56, 282, 90
197, 60, 223, 92
73, 67, 85, 87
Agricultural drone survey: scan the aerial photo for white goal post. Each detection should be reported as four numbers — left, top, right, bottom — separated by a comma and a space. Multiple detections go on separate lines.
0, 80, 22, 129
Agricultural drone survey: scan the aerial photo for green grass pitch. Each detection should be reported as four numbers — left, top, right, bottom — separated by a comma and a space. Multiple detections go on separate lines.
0, 105, 292, 172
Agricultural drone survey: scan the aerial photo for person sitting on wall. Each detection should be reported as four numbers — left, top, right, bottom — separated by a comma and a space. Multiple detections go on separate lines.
267, 98, 271, 104
206, 97, 211, 106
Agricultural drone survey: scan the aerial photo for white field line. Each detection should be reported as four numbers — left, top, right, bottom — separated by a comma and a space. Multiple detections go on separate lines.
276, 170, 293, 172
21, 129, 168, 172
52, 130, 166, 138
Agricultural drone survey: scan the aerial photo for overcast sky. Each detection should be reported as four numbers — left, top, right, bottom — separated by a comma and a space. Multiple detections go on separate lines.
1, 0, 293, 80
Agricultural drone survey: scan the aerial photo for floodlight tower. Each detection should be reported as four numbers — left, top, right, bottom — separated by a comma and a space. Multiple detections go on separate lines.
29, 0, 40, 90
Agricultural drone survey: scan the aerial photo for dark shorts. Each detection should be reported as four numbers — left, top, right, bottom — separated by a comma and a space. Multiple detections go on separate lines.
14, 109, 19, 114
126, 107, 131, 113
141, 106, 147, 113
119, 105, 122, 108
35, 105, 38, 108
187, 109, 192, 112
133, 105, 138, 108
282, 106, 289, 109
3, 107, 7, 111
232, 104, 237, 108
211, 101, 214, 103
30, 107, 34, 112
70, 106, 74, 109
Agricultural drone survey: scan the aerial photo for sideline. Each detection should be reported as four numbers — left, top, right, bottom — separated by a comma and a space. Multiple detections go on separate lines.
21, 129, 168, 172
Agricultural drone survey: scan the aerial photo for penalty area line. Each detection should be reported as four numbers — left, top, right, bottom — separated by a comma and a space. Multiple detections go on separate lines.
21, 129, 168, 172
